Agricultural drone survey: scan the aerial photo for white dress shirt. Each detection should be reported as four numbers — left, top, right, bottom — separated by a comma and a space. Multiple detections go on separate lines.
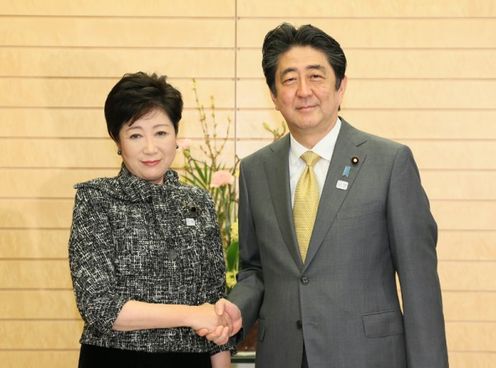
289, 118, 342, 206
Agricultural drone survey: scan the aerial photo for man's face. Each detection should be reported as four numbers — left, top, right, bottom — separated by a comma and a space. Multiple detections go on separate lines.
271, 46, 346, 145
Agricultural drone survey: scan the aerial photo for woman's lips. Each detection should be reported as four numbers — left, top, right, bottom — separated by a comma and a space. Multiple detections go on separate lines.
142, 160, 160, 166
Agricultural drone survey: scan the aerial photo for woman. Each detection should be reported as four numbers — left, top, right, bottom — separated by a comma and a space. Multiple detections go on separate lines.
69, 72, 233, 367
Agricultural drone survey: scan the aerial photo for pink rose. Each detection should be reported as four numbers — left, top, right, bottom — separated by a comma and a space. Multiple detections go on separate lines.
176, 138, 192, 149
211, 170, 234, 187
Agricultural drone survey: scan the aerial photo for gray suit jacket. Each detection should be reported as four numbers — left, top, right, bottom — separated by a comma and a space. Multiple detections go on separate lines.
229, 119, 448, 368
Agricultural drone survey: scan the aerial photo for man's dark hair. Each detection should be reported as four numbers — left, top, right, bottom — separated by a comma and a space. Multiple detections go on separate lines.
262, 23, 347, 96
104, 72, 183, 141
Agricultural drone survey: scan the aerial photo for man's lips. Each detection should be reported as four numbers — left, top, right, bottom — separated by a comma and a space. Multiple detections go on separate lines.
296, 105, 317, 111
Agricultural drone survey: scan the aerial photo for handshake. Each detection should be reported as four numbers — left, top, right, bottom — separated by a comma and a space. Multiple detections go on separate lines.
193, 298, 243, 345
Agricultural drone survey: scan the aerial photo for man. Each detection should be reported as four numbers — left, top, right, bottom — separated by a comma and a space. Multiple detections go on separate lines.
201, 23, 449, 368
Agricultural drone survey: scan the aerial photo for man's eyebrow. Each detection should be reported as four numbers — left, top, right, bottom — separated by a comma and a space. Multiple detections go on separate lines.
279, 64, 326, 78
279, 67, 297, 78
306, 64, 326, 72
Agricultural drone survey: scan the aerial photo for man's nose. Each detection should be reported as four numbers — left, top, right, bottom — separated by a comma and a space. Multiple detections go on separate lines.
296, 78, 311, 97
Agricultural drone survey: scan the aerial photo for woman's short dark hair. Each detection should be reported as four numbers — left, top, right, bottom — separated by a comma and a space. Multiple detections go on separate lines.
262, 23, 347, 96
104, 72, 183, 141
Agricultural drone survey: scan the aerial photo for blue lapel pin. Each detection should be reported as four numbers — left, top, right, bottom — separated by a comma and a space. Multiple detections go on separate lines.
342, 165, 351, 178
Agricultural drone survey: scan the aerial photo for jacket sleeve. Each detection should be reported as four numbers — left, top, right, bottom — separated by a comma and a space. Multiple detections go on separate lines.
387, 145, 449, 367
196, 190, 236, 354
200, 191, 228, 304
68, 187, 128, 335
228, 160, 265, 339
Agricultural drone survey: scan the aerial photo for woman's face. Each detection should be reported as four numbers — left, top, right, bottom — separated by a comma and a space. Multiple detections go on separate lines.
117, 108, 177, 184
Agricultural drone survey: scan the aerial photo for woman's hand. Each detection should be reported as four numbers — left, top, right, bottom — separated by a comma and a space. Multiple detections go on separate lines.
187, 303, 230, 332
112, 301, 230, 332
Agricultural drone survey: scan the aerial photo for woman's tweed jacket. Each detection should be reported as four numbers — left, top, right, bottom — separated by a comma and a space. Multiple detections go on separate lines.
69, 166, 232, 354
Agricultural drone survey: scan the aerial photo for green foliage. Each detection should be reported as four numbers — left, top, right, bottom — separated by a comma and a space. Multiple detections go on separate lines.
179, 81, 286, 291
179, 80, 239, 291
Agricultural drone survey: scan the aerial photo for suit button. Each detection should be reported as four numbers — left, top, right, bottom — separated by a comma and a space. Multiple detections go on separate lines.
296, 320, 302, 329
300, 276, 309, 285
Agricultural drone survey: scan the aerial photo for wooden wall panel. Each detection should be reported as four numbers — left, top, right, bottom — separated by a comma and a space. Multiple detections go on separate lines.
446, 322, 496, 351
0, 169, 116, 198
438, 261, 496, 291
1, 199, 75, 228
404, 141, 496, 170
443, 292, 496, 320
0, 18, 234, 47
0, 229, 71, 258
432, 201, 496, 230
0, 351, 79, 368
237, 18, 496, 48
2, 0, 234, 17
0, 48, 235, 78
0, 321, 83, 349
0, 139, 119, 168
237, 0, 496, 17
0, 290, 78, 319
448, 353, 496, 368
437, 231, 496, 260
422, 172, 496, 200
1, 1, 495, 366
0, 260, 72, 289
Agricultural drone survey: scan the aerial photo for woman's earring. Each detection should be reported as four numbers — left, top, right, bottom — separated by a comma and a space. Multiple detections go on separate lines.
117, 149, 122, 155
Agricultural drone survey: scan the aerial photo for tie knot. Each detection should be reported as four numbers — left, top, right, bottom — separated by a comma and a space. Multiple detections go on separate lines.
301, 151, 320, 167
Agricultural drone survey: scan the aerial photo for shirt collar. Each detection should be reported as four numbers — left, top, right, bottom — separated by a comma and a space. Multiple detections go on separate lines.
290, 117, 342, 161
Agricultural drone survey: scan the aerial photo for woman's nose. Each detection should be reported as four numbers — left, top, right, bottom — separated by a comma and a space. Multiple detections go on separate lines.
143, 138, 158, 153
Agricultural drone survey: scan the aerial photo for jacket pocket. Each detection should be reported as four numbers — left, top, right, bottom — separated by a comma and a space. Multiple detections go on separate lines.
362, 310, 404, 338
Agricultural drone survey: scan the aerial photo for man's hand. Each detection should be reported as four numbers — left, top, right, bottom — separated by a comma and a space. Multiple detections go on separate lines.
188, 303, 227, 332
196, 298, 242, 345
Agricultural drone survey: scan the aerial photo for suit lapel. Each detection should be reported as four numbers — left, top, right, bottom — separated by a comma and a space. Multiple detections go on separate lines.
263, 135, 303, 268
304, 120, 367, 267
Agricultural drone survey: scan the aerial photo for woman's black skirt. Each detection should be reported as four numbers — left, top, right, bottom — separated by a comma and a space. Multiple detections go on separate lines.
78, 344, 211, 368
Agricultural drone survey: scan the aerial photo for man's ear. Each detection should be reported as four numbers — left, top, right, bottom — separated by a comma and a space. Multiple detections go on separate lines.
338, 75, 347, 96
270, 90, 280, 111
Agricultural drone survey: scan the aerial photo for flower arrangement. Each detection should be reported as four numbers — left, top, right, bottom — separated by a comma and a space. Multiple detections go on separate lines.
178, 81, 287, 292
178, 80, 239, 291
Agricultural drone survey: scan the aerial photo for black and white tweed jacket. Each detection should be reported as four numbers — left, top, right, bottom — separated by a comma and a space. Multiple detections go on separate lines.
69, 165, 232, 354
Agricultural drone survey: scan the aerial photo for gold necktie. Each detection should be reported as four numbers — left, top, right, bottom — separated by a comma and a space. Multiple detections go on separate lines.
293, 151, 321, 261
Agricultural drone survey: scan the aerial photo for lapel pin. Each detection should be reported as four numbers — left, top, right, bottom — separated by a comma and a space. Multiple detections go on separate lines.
336, 180, 349, 191
185, 205, 198, 226
185, 218, 196, 226
342, 165, 351, 178
351, 156, 359, 165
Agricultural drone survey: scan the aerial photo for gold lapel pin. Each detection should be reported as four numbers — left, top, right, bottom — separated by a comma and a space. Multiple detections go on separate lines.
351, 156, 359, 165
